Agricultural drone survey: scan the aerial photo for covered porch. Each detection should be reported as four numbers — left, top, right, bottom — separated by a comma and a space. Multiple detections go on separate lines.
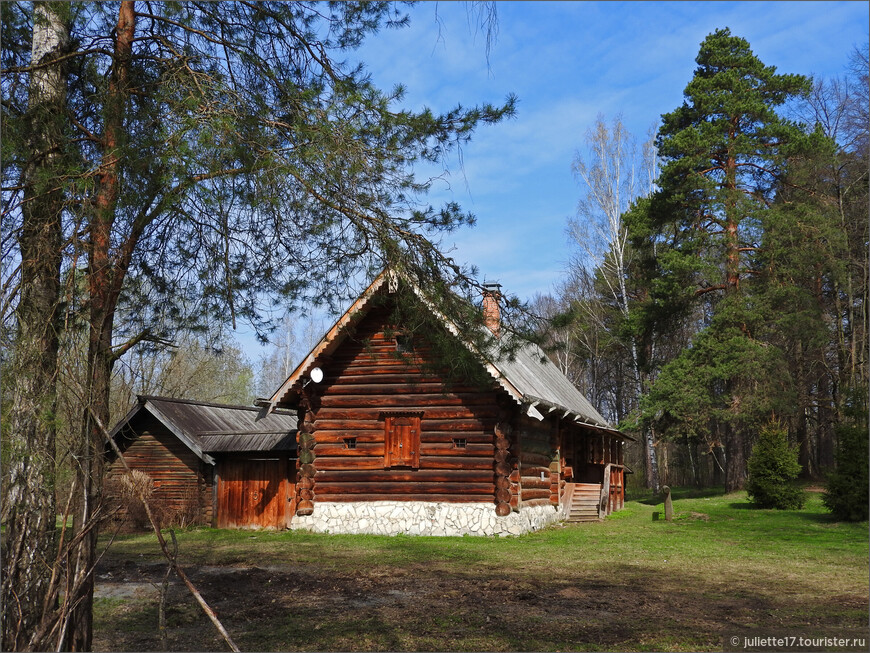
559, 427, 631, 521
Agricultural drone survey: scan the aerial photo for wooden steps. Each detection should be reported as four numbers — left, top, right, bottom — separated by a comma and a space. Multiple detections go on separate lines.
566, 483, 602, 522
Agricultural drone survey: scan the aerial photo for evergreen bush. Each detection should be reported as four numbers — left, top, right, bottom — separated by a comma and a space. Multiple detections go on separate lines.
823, 424, 869, 522
746, 421, 805, 509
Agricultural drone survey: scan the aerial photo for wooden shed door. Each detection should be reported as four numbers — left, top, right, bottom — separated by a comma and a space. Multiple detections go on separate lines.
217, 457, 293, 529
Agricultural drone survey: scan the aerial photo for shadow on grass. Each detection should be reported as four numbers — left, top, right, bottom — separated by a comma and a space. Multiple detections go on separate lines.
796, 510, 842, 524
729, 500, 843, 524
632, 486, 726, 506
96, 558, 867, 653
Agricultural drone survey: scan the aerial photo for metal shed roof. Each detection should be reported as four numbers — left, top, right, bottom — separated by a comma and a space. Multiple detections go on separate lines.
110, 396, 298, 464
491, 339, 611, 430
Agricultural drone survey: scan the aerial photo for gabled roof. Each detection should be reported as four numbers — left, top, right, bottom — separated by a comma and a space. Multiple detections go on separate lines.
267, 270, 618, 434
109, 396, 298, 464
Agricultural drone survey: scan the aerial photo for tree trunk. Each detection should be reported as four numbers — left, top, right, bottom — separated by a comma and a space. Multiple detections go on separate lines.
794, 340, 816, 479
723, 422, 745, 492
710, 444, 724, 486
686, 436, 699, 487
643, 424, 660, 492
722, 140, 746, 494
1, 3, 68, 649
63, 325, 114, 651
63, 3, 136, 649
816, 371, 835, 470
636, 338, 660, 492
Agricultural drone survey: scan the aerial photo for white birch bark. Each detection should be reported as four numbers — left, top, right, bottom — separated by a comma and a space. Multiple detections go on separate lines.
569, 114, 661, 490
2, 3, 69, 649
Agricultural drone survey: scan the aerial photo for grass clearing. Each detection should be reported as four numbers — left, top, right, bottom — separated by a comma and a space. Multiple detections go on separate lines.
94, 491, 868, 651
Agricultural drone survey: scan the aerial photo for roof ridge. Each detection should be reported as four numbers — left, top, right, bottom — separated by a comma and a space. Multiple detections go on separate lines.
138, 395, 294, 414
199, 430, 296, 436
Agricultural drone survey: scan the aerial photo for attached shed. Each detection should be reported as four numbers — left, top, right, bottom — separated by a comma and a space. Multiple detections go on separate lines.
106, 396, 297, 529
264, 270, 632, 537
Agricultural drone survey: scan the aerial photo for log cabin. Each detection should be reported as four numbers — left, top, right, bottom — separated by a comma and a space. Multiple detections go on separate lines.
106, 396, 297, 529
264, 270, 631, 536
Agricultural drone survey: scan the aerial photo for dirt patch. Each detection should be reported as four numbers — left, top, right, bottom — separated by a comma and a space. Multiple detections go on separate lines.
92, 556, 867, 652
95, 580, 159, 601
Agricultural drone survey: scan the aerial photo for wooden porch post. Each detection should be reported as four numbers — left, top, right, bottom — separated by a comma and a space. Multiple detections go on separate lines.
212, 462, 220, 528
549, 419, 560, 506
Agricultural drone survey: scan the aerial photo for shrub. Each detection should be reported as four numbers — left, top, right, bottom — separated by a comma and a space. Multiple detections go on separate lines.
746, 421, 805, 509
104, 470, 154, 530
823, 424, 869, 522
173, 483, 205, 528
106, 469, 171, 530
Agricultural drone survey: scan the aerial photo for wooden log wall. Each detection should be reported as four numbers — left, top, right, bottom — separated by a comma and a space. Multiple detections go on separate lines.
494, 397, 513, 516
515, 414, 560, 508
296, 391, 317, 516
306, 307, 500, 504
106, 413, 213, 525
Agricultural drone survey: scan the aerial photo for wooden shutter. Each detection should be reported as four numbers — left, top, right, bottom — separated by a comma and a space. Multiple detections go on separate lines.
384, 416, 396, 468
383, 413, 421, 469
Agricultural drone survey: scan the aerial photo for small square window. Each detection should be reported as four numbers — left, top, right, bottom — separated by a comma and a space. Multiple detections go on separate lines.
452, 438, 467, 449
395, 335, 414, 353
343, 437, 357, 450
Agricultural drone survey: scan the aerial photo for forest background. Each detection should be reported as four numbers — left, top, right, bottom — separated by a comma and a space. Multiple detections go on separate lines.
1, 2, 867, 651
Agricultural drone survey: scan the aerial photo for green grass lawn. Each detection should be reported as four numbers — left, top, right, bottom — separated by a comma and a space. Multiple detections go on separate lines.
94, 490, 868, 652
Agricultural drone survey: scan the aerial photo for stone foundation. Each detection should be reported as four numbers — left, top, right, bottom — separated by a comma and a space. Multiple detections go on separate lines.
289, 501, 562, 536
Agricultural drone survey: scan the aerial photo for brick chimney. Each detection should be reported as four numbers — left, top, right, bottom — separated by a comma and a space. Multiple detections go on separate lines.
482, 282, 502, 338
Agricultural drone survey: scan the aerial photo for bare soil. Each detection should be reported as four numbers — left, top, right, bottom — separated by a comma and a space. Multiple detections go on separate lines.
92, 493, 869, 651
93, 555, 867, 652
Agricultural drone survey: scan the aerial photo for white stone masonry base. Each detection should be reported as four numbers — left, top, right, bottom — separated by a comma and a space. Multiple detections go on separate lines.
289, 501, 562, 536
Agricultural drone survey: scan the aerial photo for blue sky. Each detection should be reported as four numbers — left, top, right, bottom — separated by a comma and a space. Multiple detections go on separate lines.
241, 1, 869, 362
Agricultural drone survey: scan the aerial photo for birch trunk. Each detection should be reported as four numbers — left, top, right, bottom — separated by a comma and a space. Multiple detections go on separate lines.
1, 3, 68, 649
571, 115, 660, 490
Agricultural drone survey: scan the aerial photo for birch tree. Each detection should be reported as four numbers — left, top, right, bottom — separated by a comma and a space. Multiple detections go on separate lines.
1, 3, 68, 648
567, 114, 661, 489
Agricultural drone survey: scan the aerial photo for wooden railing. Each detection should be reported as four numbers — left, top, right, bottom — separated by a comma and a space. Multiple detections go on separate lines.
598, 464, 611, 518
599, 463, 625, 518
561, 480, 575, 515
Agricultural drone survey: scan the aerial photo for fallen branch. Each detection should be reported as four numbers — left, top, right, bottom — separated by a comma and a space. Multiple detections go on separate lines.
89, 407, 240, 652
157, 531, 178, 651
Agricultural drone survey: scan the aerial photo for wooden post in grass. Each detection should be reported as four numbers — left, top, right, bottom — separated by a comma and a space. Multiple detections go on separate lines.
663, 486, 673, 521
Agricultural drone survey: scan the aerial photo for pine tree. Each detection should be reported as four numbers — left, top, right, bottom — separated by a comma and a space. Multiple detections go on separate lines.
746, 421, 805, 509
823, 424, 870, 521
629, 28, 815, 491
823, 393, 869, 521
2, 3, 514, 648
